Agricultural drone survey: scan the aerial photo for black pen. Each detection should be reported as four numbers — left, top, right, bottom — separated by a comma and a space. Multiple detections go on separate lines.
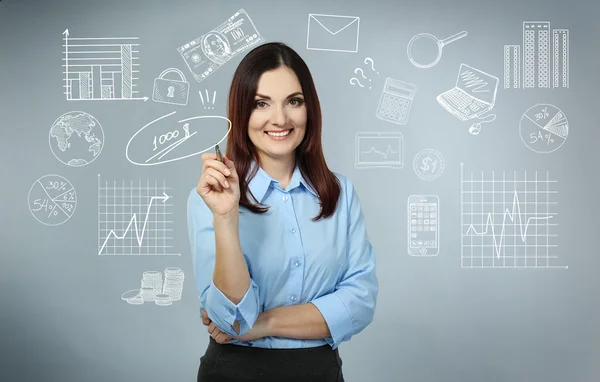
215, 143, 223, 163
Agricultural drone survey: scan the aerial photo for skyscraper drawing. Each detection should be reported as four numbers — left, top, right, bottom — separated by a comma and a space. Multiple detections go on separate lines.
523, 22, 550, 88
553, 29, 569, 88
503, 21, 569, 89
503, 45, 520, 89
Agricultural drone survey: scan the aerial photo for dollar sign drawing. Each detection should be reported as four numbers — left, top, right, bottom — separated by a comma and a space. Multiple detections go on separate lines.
420, 157, 436, 172
420, 157, 431, 171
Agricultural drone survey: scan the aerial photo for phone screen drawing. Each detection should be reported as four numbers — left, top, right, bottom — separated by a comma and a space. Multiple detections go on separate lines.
407, 195, 439, 256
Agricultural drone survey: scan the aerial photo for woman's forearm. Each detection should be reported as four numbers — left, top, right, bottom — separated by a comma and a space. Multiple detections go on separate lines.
212, 209, 250, 306
265, 303, 331, 339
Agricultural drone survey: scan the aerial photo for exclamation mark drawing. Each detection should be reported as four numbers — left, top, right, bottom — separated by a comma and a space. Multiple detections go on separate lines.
199, 90, 216, 110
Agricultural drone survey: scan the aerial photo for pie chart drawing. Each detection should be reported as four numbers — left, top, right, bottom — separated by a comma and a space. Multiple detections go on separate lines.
520, 104, 568, 153
28, 174, 77, 226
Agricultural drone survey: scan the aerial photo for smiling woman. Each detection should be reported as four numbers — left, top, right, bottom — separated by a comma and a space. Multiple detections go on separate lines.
187, 42, 378, 382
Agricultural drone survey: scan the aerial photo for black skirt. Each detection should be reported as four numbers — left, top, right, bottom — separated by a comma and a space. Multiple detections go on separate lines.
198, 336, 345, 382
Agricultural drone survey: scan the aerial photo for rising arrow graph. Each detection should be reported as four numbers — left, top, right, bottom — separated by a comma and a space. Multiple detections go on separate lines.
98, 192, 170, 255
98, 175, 178, 256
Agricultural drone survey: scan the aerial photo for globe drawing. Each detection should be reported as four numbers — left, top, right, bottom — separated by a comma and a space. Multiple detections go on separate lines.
49, 111, 104, 167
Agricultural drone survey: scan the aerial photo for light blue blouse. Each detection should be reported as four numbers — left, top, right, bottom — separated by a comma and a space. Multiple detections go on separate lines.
187, 160, 378, 350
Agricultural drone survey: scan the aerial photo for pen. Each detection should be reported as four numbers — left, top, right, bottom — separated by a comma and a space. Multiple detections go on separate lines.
215, 143, 223, 163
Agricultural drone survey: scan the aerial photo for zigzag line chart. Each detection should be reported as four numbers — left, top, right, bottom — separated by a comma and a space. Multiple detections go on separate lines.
98, 174, 179, 256
460, 163, 566, 269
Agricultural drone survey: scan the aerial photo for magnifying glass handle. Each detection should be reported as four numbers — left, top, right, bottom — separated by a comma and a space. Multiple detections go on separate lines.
440, 31, 468, 47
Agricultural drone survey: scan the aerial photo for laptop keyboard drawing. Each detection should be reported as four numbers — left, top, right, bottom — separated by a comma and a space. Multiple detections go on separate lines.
437, 64, 499, 121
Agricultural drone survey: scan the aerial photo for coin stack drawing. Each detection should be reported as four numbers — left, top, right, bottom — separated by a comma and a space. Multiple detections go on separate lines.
121, 267, 185, 306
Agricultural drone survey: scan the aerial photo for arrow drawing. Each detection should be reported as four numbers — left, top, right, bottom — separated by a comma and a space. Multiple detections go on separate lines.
98, 192, 170, 255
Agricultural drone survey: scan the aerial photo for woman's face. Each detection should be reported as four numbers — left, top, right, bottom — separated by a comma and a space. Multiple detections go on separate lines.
248, 66, 307, 164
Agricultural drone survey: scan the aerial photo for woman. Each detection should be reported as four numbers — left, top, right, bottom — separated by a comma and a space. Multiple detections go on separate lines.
187, 42, 378, 382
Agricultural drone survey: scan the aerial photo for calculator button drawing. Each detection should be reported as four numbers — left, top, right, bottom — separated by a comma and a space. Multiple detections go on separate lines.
376, 78, 417, 125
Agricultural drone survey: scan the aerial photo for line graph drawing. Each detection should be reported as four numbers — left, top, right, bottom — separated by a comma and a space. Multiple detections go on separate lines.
460, 163, 566, 269
98, 175, 179, 256
63, 29, 148, 101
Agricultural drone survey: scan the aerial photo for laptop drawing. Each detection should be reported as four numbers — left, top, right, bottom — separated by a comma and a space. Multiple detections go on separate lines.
437, 64, 499, 121
354, 132, 403, 169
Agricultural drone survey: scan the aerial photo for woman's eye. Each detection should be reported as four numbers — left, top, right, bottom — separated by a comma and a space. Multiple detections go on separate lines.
255, 101, 268, 108
290, 98, 304, 106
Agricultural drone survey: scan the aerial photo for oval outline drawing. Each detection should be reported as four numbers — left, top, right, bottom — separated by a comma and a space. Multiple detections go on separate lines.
126, 111, 232, 166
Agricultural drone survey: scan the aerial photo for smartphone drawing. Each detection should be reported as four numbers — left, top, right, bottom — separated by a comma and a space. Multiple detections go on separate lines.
407, 195, 439, 256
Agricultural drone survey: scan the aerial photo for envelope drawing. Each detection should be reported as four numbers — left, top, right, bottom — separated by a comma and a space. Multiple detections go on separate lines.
307, 13, 360, 53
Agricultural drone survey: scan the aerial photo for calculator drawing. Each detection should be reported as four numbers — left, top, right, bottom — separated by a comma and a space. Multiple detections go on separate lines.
376, 78, 417, 125
407, 195, 439, 256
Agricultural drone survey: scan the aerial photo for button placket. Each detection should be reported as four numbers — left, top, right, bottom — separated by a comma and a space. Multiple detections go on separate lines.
280, 191, 302, 305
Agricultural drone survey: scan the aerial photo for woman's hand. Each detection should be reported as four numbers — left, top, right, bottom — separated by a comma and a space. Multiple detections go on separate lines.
202, 309, 234, 344
196, 152, 241, 219
201, 309, 272, 343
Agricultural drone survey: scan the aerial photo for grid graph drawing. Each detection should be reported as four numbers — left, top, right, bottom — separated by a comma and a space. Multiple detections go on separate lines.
63, 29, 147, 101
98, 175, 178, 256
460, 164, 566, 269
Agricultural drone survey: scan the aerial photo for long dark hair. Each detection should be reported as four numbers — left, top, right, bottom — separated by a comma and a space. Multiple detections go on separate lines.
225, 42, 341, 221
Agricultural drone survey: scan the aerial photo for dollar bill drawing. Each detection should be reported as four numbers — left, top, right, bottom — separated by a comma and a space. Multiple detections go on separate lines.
177, 8, 265, 83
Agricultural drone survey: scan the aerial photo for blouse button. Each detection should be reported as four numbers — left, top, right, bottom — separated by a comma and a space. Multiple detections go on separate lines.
290, 295, 298, 302
290, 228, 296, 234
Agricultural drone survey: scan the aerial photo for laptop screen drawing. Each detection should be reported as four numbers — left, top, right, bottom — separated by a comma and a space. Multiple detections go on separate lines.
356, 133, 402, 167
455, 64, 498, 105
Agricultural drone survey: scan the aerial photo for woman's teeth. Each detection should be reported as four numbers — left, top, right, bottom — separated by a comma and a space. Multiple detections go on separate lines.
266, 130, 291, 137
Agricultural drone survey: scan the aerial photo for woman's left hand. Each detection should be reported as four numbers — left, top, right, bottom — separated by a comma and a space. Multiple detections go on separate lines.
201, 309, 272, 342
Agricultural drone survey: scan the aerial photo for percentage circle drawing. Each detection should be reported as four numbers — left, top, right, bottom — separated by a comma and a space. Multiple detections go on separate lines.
28, 174, 78, 226
519, 104, 568, 154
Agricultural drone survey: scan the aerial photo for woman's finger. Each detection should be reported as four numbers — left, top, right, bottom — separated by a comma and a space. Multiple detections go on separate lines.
202, 157, 231, 178
201, 310, 210, 326
205, 167, 230, 189
203, 172, 223, 192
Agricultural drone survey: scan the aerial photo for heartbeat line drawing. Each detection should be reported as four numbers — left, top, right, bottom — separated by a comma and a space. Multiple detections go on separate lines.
465, 190, 552, 258
98, 175, 179, 256
361, 145, 399, 159
460, 163, 566, 269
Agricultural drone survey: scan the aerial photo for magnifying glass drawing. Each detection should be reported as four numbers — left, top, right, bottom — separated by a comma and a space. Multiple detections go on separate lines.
407, 31, 468, 69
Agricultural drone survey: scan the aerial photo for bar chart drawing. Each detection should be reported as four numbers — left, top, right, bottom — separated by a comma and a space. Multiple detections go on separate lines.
460, 163, 566, 269
63, 29, 148, 101
98, 175, 178, 256
503, 22, 569, 89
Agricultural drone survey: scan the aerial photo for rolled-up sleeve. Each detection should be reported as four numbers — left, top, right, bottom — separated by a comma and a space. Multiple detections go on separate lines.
311, 178, 379, 350
187, 188, 260, 337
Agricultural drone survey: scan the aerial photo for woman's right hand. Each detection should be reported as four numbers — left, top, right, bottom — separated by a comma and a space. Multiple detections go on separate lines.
196, 152, 241, 219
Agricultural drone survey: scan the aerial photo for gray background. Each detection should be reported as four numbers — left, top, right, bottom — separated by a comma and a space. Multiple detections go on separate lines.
1, 0, 599, 381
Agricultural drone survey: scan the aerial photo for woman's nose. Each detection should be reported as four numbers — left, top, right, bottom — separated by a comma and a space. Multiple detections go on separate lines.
270, 104, 287, 126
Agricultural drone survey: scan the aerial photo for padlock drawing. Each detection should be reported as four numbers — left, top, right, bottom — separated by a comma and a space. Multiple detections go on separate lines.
152, 68, 190, 106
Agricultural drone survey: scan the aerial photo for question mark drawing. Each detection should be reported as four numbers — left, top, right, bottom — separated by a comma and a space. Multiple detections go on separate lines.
364, 57, 378, 74
354, 68, 371, 88
349, 78, 364, 87
354, 68, 367, 79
